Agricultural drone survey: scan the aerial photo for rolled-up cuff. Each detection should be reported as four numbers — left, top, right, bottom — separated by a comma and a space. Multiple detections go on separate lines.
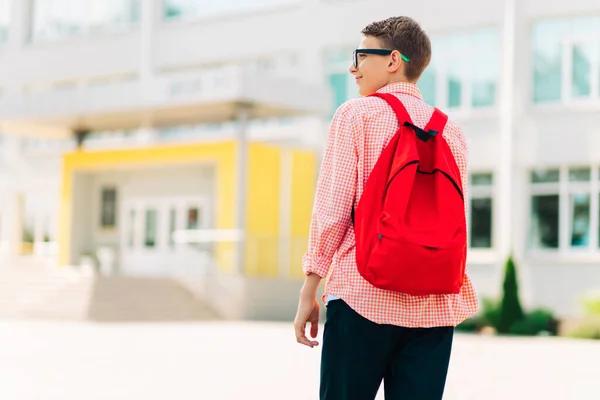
301, 253, 331, 279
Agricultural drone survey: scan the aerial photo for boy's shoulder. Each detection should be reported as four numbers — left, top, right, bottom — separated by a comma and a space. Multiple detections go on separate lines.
333, 95, 394, 120
333, 95, 464, 140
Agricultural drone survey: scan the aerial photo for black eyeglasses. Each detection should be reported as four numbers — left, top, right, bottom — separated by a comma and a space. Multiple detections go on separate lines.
352, 48, 410, 68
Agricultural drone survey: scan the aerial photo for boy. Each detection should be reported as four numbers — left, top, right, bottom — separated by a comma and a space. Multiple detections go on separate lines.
293, 16, 478, 400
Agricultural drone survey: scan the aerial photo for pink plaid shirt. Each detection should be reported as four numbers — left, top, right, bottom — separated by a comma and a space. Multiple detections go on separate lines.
302, 82, 478, 327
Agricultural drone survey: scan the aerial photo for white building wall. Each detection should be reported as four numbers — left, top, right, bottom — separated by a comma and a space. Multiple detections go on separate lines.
1, 0, 600, 315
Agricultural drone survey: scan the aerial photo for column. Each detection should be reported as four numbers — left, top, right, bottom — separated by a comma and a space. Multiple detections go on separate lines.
139, 0, 158, 84
510, 2, 535, 308
4, 0, 31, 96
7, 0, 28, 50
497, 0, 517, 264
9, 192, 24, 256
278, 148, 293, 278
0, 184, 6, 255
235, 103, 252, 274
510, 0, 530, 260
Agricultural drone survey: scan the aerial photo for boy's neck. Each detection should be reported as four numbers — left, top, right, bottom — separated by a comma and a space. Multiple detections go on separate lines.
387, 75, 415, 85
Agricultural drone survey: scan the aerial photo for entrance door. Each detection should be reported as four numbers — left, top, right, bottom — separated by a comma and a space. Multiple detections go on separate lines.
120, 197, 211, 276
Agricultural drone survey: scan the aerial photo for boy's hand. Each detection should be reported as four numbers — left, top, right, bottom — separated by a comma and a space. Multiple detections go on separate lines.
293, 274, 321, 348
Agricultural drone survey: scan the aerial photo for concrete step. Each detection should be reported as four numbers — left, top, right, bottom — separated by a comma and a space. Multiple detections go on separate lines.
87, 276, 220, 322
0, 265, 220, 322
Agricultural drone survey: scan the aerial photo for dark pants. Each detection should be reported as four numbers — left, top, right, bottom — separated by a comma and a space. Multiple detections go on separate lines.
320, 300, 454, 400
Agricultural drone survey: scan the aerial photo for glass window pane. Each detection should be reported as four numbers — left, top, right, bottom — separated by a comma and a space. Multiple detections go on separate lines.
89, 0, 141, 29
325, 48, 350, 67
570, 16, 600, 36
472, 81, 496, 108
328, 73, 347, 112
435, 34, 467, 109
169, 208, 176, 248
531, 195, 559, 249
570, 193, 590, 247
569, 167, 591, 182
471, 173, 494, 186
163, 0, 300, 21
471, 28, 500, 108
128, 209, 136, 248
418, 68, 436, 105
531, 169, 560, 183
31, 0, 86, 41
100, 188, 117, 229
572, 42, 593, 98
186, 207, 199, 229
430, 28, 500, 109
532, 19, 568, 103
31, 0, 139, 42
470, 198, 493, 248
448, 76, 462, 108
0, 0, 9, 44
144, 209, 157, 248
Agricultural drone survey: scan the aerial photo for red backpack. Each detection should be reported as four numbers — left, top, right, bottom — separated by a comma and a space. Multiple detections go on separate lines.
354, 93, 467, 296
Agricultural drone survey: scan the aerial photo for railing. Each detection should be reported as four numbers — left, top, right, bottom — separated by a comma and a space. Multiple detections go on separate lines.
0, 65, 246, 120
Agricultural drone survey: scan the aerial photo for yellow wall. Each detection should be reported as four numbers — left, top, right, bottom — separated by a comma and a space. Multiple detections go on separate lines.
289, 150, 318, 278
246, 144, 281, 277
59, 141, 317, 279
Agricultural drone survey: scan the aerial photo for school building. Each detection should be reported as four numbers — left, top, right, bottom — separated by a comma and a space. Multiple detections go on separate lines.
1, 0, 600, 318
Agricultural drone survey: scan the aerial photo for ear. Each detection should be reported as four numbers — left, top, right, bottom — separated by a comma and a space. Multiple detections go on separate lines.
387, 50, 403, 73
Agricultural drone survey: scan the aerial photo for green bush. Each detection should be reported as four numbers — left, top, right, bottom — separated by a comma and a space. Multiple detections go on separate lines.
455, 317, 480, 332
498, 255, 524, 334
567, 317, 600, 340
527, 308, 559, 335
455, 298, 501, 333
582, 292, 600, 316
480, 297, 501, 328
508, 308, 558, 336
461, 255, 559, 336
564, 292, 600, 339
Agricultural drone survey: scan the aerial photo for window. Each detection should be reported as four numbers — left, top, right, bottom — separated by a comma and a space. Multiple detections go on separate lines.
531, 195, 560, 249
144, 209, 157, 248
31, 0, 140, 42
530, 168, 560, 249
572, 41, 593, 98
448, 74, 462, 109
471, 29, 499, 108
245, 53, 300, 80
568, 168, 592, 248
329, 73, 348, 111
163, 0, 300, 21
128, 209, 136, 248
0, 0, 9, 44
532, 16, 600, 104
325, 48, 360, 114
169, 208, 176, 248
418, 68, 436, 105
186, 207, 200, 229
324, 28, 500, 113
469, 173, 494, 249
529, 167, 600, 252
100, 187, 117, 229
428, 27, 500, 110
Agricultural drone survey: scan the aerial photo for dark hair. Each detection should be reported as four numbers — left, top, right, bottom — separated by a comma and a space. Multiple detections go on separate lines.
361, 16, 431, 81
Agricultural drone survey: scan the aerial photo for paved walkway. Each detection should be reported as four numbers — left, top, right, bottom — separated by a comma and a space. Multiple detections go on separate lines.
0, 320, 597, 399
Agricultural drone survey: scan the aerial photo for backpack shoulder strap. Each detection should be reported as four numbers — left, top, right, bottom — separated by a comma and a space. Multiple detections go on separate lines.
424, 108, 449, 136
369, 93, 413, 125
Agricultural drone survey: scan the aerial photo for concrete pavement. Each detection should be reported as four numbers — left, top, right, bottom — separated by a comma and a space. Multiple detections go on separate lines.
0, 320, 598, 399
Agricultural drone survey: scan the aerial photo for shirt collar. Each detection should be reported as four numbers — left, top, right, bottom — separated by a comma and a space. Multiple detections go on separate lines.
375, 82, 423, 100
